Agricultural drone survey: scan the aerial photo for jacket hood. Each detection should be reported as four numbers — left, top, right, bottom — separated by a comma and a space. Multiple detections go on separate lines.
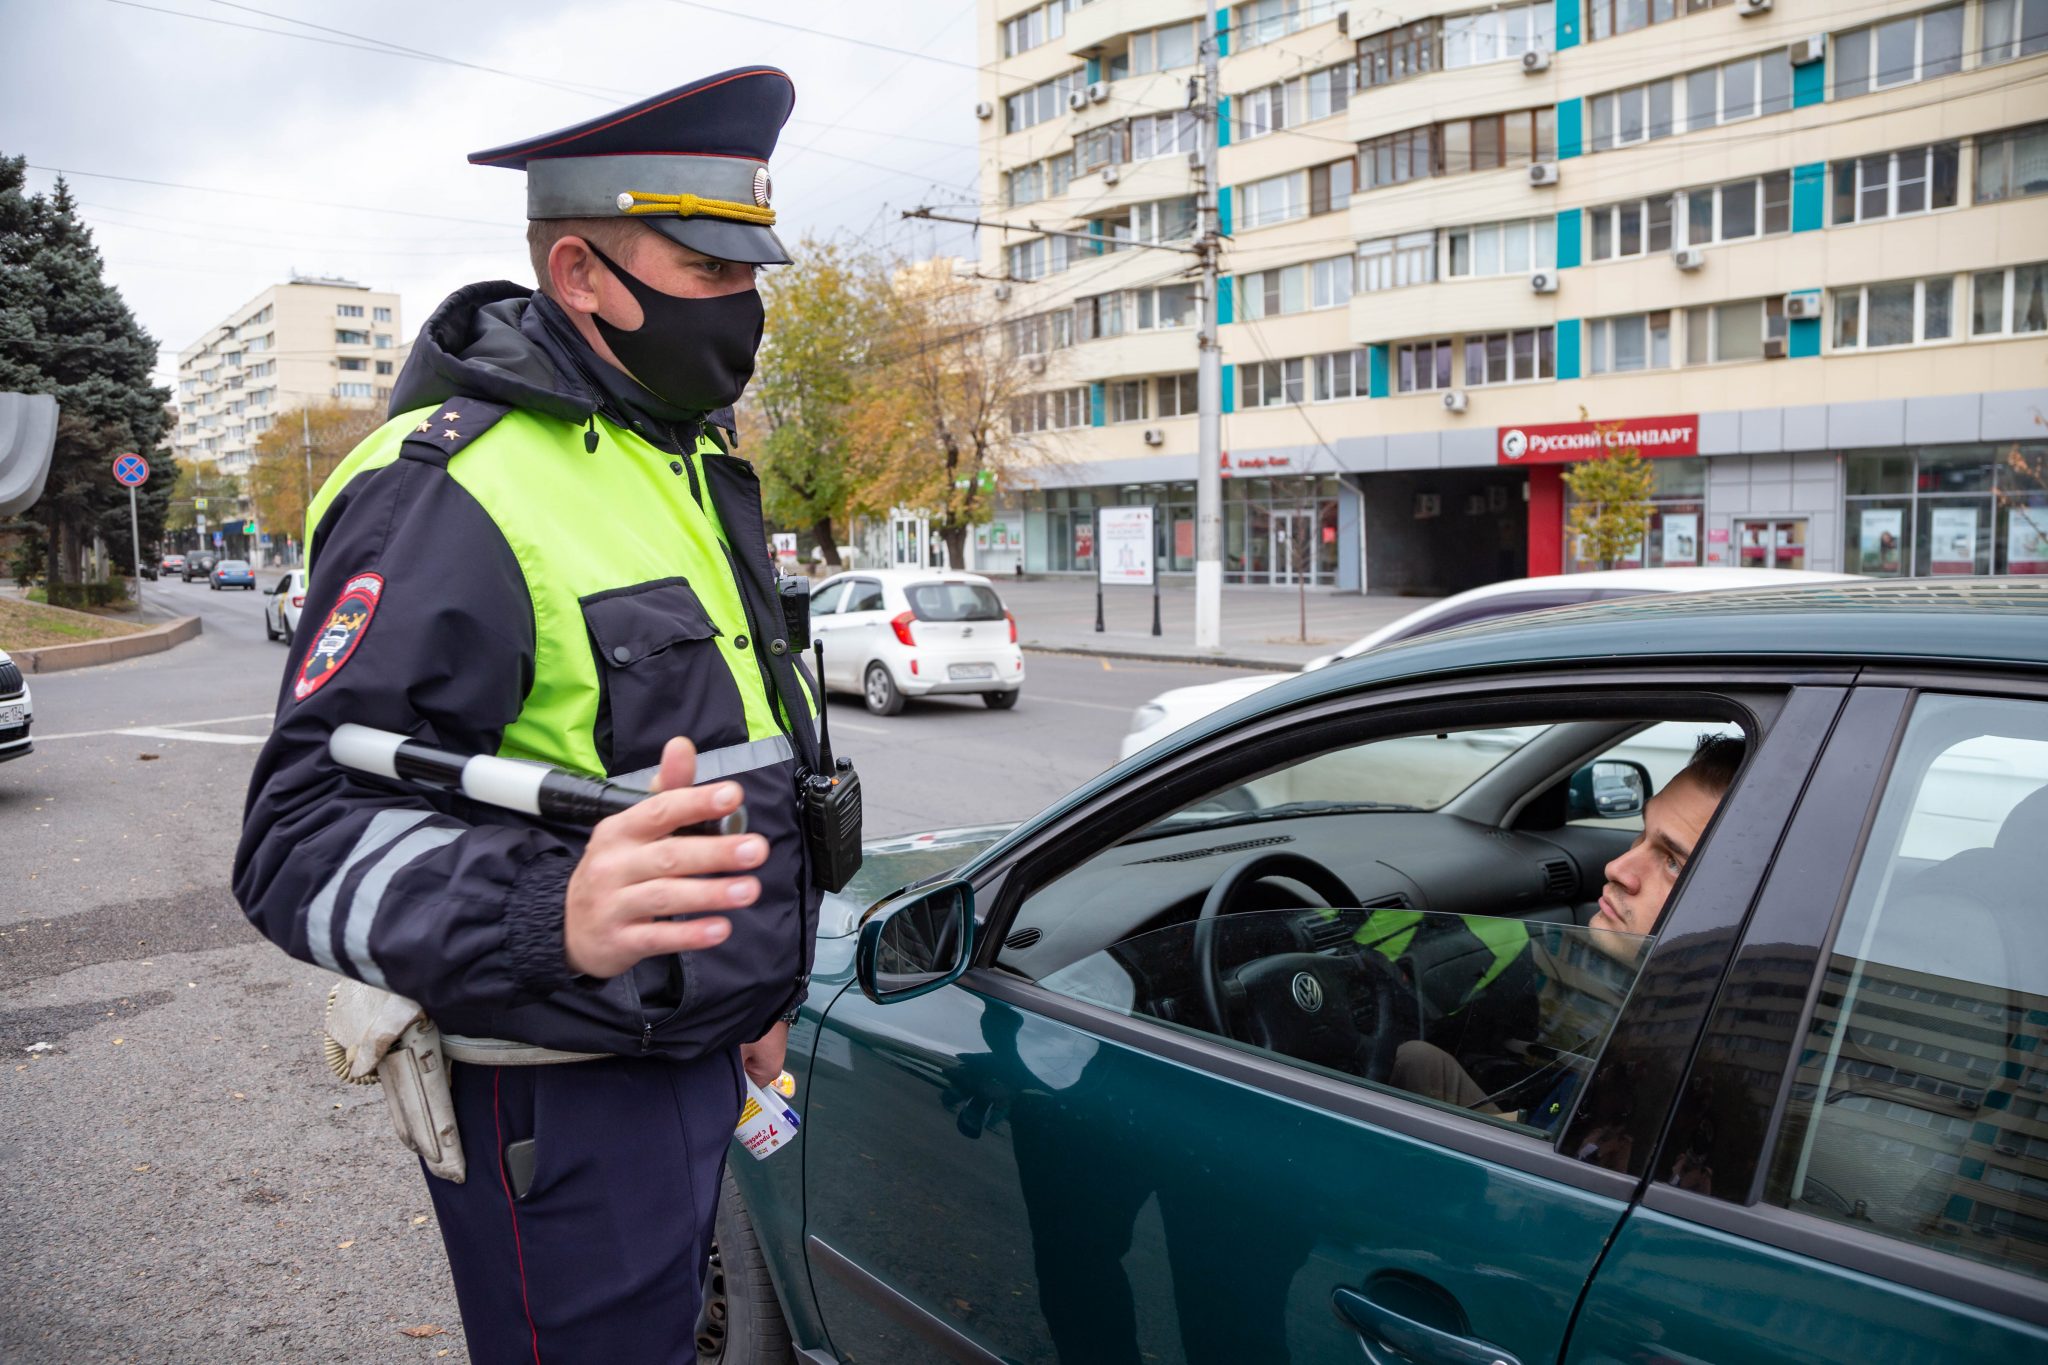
388, 282, 742, 439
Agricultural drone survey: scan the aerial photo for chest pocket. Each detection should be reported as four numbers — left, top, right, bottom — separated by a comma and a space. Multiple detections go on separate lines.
580, 577, 749, 776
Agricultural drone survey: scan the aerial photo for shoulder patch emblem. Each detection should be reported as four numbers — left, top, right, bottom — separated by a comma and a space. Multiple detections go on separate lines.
294, 573, 384, 702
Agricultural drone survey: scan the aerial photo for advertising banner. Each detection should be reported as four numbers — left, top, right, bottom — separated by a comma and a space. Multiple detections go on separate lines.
1498, 415, 1699, 464
1660, 513, 1699, 566
1929, 507, 1978, 575
2008, 507, 2048, 575
1097, 506, 1155, 586
1858, 509, 1904, 575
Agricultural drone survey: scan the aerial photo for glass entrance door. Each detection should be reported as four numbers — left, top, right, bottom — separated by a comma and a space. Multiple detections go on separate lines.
1735, 518, 1807, 570
1271, 512, 1316, 585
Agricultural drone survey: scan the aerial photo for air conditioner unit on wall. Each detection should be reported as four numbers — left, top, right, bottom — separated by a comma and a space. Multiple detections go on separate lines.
1101, 165, 1121, 185
1143, 427, 1165, 446
1741, 0, 1772, 14
1784, 290, 1823, 319
1673, 247, 1707, 271
1087, 81, 1110, 104
1026, 355, 1047, 374
974, 100, 993, 120
1789, 34, 1826, 66
1068, 89, 1090, 112
1528, 162, 1559, 187
992, 282, 1013, 302
1522, 49, 1551, 73
1336, 8, 1350, 34
1763, 335, 1787, 359
1530, 270, 1559, 293
1442, 390, 1469, 414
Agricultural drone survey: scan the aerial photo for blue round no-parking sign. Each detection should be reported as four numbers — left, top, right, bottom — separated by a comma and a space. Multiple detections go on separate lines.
112, 453, 150, 487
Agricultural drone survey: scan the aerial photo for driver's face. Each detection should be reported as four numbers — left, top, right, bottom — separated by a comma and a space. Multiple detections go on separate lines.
1591, 771, 1723, 963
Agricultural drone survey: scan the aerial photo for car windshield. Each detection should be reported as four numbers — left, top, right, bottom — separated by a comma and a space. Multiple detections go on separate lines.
906, 582, 1005, 622
220, 561, 249, 571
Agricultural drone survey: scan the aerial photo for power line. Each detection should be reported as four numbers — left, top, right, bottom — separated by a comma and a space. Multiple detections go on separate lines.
26, 164, 509, 227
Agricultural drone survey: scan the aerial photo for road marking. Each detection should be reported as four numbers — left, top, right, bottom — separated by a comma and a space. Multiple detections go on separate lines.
118, 726, 266, 746
1017, 694, 1131, 714
36, 711, 274, 741
833, 719, 887, 735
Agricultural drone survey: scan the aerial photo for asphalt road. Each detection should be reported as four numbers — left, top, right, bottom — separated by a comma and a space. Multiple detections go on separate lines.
0, 575, 1255, 1363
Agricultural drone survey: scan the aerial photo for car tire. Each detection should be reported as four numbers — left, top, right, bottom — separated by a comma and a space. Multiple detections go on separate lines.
264, 614, 280, 642
983, 690, 1019, 710
697, 1168, 796, 1365
863, 663, 904, 717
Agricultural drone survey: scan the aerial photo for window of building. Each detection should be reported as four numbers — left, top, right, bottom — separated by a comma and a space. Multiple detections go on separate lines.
1309, 159, 1354, 215
1007, 308, 1074, 356
1974, 121, 2048, 203
1135, 283, 1197, 330
1587, 310, 1674, 373
1306, 62, 1353, 120
1008, 235, 1076, 281
1123, 196, 1198, 245
1078, 122, 1127, 172
1442, 2, 1554, 67
1970, 261, 2048, 336
1010, 387, 1088, 434
1685, 296, 1787, 364
1357, 231, 1437, 291
1833, 5, 1963, 99
335, 329, 368, 345
373, 306, 393, 323
1463, 327, 1555, 385
1240, 357, 1306, 406
1075, 290, 1126, 341
337, 304, 364, 318
1156, 372, 1199, 417
1008, 163, 1045, 206
1237, 0, 1338, 50
1311, 349, 1369, 400
1236, 81, 1293, 141
1109, 380, 1149, 423
1241, 259, 1348, 319
1588, 193, 1676, 259
1132, 111, 1198, 161
1589, 0, 1731, 41
1006, 70, 1083, 132
1843, 445, 2048, 576
1589, 77, 1677, 150
1356, 17, 1436, 88
1363, 109, 1553, 188
1396, 339, 1454, 392
336, 382, 374, 399
1130, 21, 1200, 74
1679, 171, 1792, 245
1831, 275, 1956, 350
375, 360, 394, 375
338, 357, 367, 372
1831, 142, 1961, 224
1239, 169, 1307, 227
1002, 0, 1070, 57
1982, 0, 2048, 61
1444, 217, 1556, 278
1684, 49, 1793, 131
1361, 126, 1434, 189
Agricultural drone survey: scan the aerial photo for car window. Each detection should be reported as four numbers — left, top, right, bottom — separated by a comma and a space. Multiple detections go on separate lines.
906, 582, 1005, 621
809, 580, 848, 615
1764, 694, 2048, 1282
1377, 588, 1638, 646
1008, 715, 1746, 1143
844, 580, 886, 613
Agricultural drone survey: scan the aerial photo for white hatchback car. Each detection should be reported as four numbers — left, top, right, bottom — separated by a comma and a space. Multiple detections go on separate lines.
0, 648, 33, 763
809, 569, 1024, 715
262, 569, 307, 643
1120, 567, 1862, 759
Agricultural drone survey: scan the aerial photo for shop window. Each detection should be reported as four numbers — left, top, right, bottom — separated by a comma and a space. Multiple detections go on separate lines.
1444, 217, 1556, 278
1832, 5, 1963, 101
1463, 328, 1555, 386
1970, 262, 2048, 336
1831, 143, 1961, 225
1396, 340, 1454, 392
1981, 0, 2048, 62
1974, 122, 2048, 204
1831, 276, 1956, 350
1588, 194, 1675, 261
1844, 445, 2048, 577
1587, 311, 1674, 374
1357, 232, 1437, 292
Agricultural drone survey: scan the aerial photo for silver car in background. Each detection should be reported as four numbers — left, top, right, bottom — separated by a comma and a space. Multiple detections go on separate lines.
809, 569, 1025, 715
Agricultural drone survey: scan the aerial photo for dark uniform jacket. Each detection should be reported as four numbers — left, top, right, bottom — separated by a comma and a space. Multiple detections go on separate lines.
233, 283, 820, 1059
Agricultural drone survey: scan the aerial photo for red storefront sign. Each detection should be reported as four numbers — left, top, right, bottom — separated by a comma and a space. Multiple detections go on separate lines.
1497, 415, 1699, 465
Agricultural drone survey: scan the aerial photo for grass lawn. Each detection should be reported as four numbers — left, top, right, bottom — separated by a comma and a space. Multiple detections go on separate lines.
0, 595, 150, 650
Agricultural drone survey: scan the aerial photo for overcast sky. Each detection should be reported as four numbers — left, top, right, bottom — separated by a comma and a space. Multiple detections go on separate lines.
2, 0, 985, 388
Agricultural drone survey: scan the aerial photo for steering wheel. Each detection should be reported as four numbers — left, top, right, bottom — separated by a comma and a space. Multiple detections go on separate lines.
1192, 852, 1413, 1084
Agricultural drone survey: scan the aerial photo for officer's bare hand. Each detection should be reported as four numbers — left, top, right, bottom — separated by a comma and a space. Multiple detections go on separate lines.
563, 737, 766, 979
740, 1021, 789, 1088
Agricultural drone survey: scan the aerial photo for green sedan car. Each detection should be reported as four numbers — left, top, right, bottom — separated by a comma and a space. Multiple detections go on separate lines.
711, 579, 2048, 1365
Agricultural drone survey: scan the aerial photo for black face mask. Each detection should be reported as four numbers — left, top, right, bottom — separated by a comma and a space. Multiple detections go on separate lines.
584, 240, 763, 414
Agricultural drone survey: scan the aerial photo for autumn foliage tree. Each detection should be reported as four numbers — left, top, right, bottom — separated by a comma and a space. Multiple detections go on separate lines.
246, 403, 389, 545
1563, 416, 1656, 570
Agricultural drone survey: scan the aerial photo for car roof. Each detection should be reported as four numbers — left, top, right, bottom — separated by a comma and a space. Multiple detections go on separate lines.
819, 569, 996, 587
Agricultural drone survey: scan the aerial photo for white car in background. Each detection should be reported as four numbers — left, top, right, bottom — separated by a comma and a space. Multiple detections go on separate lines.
0, 647, 32, 763
262, 569, 307, 643
809, 569, 1025, 716
1120, 567, 1862, 759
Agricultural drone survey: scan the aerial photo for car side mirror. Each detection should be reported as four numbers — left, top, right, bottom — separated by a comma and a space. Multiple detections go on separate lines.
856, 880, 974, 1005
1568, 759, 1650, 820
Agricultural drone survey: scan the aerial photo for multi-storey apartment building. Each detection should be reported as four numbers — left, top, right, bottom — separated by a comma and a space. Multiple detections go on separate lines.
976, 0, 2048, 594
172, 276, 403, 478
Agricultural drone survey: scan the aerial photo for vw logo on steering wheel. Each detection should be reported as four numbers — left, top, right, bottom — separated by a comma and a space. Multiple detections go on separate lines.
1290, 971, 1323, 1013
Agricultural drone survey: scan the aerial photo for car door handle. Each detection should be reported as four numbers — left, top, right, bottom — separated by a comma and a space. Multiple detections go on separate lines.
1331, 1287, 1520, 1365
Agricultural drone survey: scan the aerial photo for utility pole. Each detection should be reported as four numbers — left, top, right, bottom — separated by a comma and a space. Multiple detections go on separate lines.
301, 407, 315, 508
1193, 29, 1224, 651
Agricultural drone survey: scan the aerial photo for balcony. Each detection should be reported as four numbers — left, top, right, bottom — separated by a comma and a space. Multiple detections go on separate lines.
1064, 0, 1205, 61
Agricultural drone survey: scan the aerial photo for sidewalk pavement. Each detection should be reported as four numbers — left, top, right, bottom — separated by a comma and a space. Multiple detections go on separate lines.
990, 577, 1440, 670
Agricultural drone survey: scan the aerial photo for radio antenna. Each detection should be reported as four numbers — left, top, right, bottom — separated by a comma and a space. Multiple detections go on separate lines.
812, 640, 835, 772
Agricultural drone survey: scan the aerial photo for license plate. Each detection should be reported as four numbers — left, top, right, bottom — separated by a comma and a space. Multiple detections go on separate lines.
948, 663, 996, 681
0, 703, 23, 728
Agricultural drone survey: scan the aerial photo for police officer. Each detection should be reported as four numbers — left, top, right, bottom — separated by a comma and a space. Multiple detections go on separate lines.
234, 67, 821, 1362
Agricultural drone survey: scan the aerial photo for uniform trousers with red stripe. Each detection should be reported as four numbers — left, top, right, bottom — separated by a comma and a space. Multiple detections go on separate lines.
423, 1050, 745, 1364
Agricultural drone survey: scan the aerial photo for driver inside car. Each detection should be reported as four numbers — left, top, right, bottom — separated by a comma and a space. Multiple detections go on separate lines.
1383, 734, 1746, 1128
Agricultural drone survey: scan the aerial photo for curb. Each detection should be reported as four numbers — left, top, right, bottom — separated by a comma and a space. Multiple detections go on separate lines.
1021, 641, 1293, 671
14, 615, 204, 674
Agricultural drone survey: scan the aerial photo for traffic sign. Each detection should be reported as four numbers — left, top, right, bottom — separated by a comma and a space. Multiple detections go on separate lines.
213, 531, 224, 547
194, 497, 208, 511
112, 453, 149, 487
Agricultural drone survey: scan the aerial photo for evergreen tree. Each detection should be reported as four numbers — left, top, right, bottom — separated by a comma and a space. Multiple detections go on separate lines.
0, 154, 175, 585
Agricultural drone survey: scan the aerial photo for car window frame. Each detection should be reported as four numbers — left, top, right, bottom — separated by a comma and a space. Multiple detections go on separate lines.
1641, 673, 2048, 1329
809, 579, 850, 616
843, 578, 886, 614
957, 666, 1844, 1195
